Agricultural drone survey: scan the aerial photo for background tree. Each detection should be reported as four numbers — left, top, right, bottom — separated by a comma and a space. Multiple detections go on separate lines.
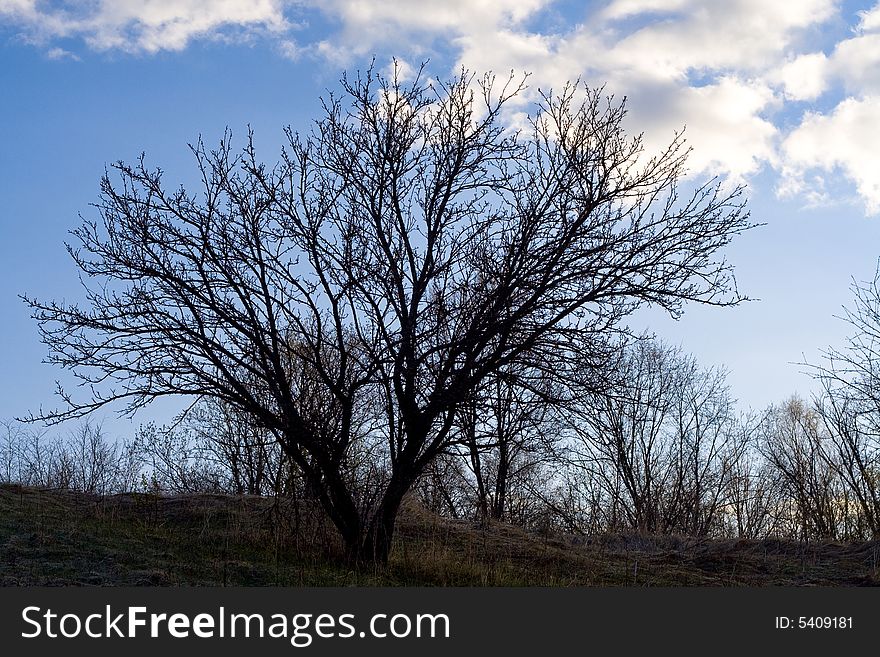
756, 397, 842, 540
0, 419, 139, 494
566, 339, 745, 535
24, 64, 751, 564
812, 389, 880, 539
449, 364, 561, 524
807, 269, 880, 539
722, 446, 781, 539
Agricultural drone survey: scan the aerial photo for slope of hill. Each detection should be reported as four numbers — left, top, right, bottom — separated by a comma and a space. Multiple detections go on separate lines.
1, 484, 877, 586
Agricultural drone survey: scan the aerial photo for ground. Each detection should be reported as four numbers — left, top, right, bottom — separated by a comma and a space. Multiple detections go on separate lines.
1, 484, 878, 586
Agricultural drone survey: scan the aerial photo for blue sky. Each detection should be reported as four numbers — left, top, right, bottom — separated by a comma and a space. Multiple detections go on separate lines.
2, 0, 880, 436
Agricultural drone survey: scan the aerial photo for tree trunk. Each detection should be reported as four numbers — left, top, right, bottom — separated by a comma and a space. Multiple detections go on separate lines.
355, 479, 410, 566
357, 511, 396, 565
491, 440, 510, 521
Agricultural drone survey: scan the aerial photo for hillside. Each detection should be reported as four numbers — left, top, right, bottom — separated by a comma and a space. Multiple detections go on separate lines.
1, 484, 877, 586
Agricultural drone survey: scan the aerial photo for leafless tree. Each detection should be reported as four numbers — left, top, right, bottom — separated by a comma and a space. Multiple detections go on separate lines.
566, 340, 745, 535
0, 420, 139, 494
756, 397, 843, 540
132, 422, 224, 494
23, 64, 751, 563
184, 398, 302, 497
414, 450, 472, 519
812, 390, 880, 539
722, 441, 781, 539
450, 365, 562, 523
807, 270, 880, 539
665, 360, 745, 535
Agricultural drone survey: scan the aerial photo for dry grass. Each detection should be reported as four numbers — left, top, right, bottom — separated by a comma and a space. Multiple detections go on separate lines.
1, 484, 878, 586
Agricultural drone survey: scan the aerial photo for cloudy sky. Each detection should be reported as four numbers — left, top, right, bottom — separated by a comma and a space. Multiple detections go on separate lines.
2, 0, 880, 431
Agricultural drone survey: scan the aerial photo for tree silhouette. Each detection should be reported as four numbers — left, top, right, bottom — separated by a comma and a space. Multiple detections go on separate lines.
25, 64, 752, 564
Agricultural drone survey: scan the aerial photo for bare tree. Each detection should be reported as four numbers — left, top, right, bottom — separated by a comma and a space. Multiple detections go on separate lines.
450, 365, 562, 523
132, 422, 225, 494
0, 420, 139, 494
666, 360, 744, 536
807, 270, 880, 539
568, 340, 679, 532
723, 447, 782, 539
193, 400, 281, 496
414, 450, 472, 519
756, 397, 842, 540
812, 390, 880, 539
24, 64, 751, 564
566, 339, 745, 535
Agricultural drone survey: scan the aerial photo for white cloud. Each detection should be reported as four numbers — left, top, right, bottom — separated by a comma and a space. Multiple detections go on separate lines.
601, 0, 836, 79
857, 3, 880, 32
454, 29, 579, 92
324, 0, 548, 31
781, 97, 880, 215
383, 58, 417, 83
7, 0, 880, 213
0, 0, 292, 53
308, 0, 550, 62
776, 52, 829, 101
453, 2, 804, 181
600, 0, 692, 21
769, 3, 880, 101
277, 38, 302, 61
432, 0, 837, 87
629, 77, 779, 182
828, 33, 880, 94
45, 46, 79, 61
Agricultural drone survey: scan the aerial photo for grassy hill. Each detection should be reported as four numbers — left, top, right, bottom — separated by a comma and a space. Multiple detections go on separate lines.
1, 483, 878, 586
